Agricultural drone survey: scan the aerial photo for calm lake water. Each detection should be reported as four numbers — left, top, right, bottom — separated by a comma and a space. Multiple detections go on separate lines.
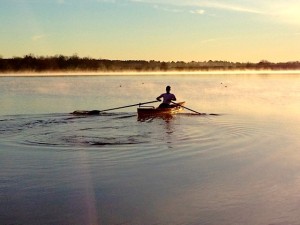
1, 73, 300, 225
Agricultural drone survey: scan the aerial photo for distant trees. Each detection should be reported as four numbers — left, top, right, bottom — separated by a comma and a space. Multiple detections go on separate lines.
1, 54, 300, 73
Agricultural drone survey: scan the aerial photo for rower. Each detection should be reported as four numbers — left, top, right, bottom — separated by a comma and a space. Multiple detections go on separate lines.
156, 86, 177, 108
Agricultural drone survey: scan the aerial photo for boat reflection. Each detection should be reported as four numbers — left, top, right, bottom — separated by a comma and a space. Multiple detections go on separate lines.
137, 113, 175, 122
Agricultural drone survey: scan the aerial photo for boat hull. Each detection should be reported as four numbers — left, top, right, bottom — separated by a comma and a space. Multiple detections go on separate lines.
137, 102, 185, 116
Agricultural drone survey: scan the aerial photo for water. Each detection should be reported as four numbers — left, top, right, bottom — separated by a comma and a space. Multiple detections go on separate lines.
1, 73, 300, 225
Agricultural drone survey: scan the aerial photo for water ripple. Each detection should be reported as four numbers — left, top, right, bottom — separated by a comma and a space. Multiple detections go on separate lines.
0, 113, 275, 162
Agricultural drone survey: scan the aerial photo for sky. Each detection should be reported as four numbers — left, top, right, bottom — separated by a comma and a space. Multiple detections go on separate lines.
1, 0, 300, 62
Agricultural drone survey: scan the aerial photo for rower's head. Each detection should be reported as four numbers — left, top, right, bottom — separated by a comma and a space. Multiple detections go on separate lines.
166, 86, 171, 93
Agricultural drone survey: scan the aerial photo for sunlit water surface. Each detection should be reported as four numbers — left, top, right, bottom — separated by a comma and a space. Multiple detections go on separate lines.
1, 73, 300, 225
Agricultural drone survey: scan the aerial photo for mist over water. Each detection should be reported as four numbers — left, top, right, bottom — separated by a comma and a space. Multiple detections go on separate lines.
1, 73, 300, 225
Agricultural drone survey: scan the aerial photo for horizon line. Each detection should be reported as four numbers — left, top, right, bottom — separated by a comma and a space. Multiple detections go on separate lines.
1, 54, 300, 64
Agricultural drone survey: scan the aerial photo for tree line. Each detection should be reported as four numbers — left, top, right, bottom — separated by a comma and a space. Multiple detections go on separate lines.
1, 55, 300, 72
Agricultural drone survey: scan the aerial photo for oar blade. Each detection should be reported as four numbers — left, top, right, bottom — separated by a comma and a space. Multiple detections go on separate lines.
71, 110, 100, 115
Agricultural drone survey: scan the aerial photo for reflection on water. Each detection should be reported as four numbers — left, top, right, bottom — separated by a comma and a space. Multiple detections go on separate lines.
1, 73, 300, 225
137, 113, 175, 122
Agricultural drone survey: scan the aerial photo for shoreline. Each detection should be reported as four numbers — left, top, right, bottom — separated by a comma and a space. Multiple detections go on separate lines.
1, 69, 300, 77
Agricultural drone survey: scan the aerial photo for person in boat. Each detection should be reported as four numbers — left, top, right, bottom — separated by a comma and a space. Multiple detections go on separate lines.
156, 86, 177, 108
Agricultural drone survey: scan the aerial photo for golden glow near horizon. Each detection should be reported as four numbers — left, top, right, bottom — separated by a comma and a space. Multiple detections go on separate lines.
1, 0, 300, 62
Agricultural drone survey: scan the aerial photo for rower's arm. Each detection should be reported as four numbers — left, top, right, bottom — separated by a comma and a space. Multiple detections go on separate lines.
156, 94, 162, 101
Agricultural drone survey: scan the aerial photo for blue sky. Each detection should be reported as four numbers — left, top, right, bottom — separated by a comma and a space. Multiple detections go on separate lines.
1, 0, 300, 62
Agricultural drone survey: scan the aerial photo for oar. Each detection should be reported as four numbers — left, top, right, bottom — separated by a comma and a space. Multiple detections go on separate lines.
99, 100, 159, 113
72, 100, 159, 115
171, 101, 205, 115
